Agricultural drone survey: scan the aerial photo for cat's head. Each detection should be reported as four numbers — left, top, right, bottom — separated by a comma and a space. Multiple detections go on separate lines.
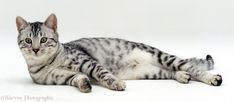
16, 14, 59, 59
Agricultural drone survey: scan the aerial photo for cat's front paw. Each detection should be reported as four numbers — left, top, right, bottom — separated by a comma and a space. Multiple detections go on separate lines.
109, 80, 126, 91
174, 71, 191, 84
77, 77, 92, 93
209, 74, 222, 86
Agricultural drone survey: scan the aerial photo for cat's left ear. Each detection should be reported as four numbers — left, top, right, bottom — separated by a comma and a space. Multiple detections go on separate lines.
44, 13, 57, 31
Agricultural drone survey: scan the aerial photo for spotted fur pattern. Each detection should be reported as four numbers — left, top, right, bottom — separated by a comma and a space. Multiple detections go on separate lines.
16, 14, 222, 93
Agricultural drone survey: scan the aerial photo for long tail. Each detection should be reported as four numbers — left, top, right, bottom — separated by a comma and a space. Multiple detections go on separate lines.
186, 54, 214, 71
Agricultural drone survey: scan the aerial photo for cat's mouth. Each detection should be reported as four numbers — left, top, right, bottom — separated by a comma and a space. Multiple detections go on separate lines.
33, 52, 40, 56
34, 53, 38, 56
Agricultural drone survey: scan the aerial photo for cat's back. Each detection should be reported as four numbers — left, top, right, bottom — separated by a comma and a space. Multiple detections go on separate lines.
63, 38, 137, 68
64, 37, 136, 54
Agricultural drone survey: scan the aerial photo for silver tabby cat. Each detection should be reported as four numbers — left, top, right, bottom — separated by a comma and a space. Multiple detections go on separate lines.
16, 14, 222, 93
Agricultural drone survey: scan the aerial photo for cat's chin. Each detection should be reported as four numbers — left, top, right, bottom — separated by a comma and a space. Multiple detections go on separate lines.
33, 54, 41, 57
23, 53, 53, 65
24, 55, 42, 60
23, 52, 50, 60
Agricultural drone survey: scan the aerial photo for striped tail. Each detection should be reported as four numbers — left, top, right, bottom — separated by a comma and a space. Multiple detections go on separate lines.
186, 54, 215, 71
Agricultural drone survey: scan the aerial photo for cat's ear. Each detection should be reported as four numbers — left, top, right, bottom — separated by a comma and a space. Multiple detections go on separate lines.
16, 16, 28, 32
44, 14, 57, 31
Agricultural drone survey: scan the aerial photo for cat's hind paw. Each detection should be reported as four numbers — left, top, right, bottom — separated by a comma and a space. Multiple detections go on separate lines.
174, 71, 191, 84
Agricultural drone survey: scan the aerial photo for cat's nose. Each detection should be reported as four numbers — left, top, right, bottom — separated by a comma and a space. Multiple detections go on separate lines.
32, 49, 40, 53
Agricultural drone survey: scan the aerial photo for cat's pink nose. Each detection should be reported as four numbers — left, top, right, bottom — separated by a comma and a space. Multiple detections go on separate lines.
32, 49, 39, 53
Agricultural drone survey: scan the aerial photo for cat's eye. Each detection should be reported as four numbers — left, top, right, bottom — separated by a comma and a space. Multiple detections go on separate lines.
40, 37, 47, 43
25, 38, 32, 44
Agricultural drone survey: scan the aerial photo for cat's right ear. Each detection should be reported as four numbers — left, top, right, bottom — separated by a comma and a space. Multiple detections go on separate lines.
16, 16, 28, 32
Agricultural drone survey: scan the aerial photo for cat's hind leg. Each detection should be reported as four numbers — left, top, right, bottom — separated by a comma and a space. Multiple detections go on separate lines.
117, 61, 191, 84
123, 47, 222, 86
116, 48, 192, 83
153, 52, 222, 86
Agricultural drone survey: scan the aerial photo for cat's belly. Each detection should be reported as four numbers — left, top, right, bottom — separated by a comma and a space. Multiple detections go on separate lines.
103, 48, 161, 80
115, 63, 162, 80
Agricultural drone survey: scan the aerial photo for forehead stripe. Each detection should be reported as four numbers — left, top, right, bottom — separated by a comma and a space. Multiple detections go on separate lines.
30, 22, 42, 37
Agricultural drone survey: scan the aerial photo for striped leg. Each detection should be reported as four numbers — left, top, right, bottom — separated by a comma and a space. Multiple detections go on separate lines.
182, 66, 222, 86
135, 43, 214, 71
31, 68, 92, 93
134, 67, 191, 84
133, 43, 222, 86
154, 51, 222, 86
77, 58, 126, 91
155, 52, 214, 71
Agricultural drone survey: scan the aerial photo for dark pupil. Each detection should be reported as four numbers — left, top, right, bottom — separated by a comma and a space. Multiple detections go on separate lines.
41, 37, 47, 43
25, 38, 32, 44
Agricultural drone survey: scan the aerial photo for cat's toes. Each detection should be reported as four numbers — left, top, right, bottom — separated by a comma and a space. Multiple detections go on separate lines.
78, 77, 92, 93
209, 74, 222, 86
174, 71, 191, 84
110, 80, 126, 91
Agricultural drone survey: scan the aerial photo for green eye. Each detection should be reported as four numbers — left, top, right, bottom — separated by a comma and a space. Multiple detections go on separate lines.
25, 38, 32, 44
40, 37, 47, 43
